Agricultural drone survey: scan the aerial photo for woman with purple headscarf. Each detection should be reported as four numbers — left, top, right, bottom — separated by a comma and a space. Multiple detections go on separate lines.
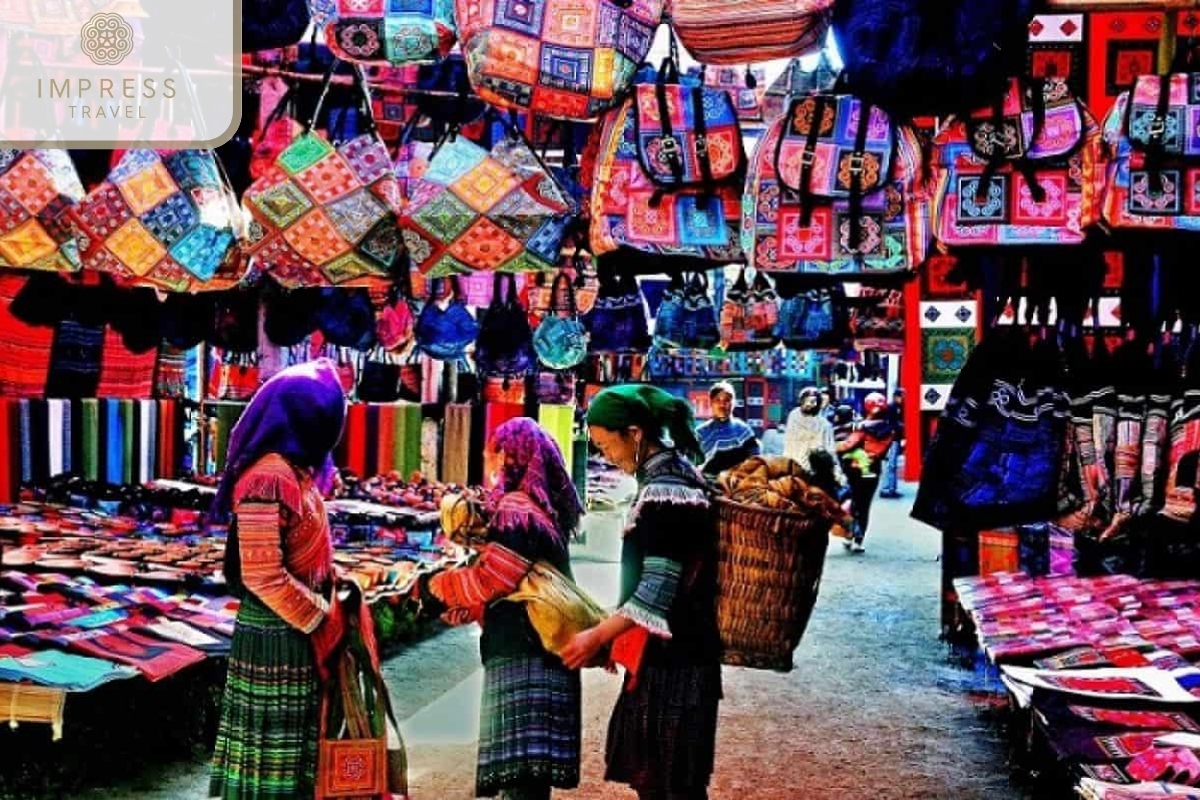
209, 359, 348, 800
416, 417, 584, 800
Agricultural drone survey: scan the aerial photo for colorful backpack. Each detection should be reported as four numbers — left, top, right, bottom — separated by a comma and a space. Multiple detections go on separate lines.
589, 63, 746, 264
719, 268, 779, 351
652, 271, 720, 350
325, 0, 456, 65
670, 0, 832, 66
454, 0, 665, 121
742, 93, 930, 276
933, 77, 1105, 247
0, 150, 85, 273
1102, 73, 1200, 232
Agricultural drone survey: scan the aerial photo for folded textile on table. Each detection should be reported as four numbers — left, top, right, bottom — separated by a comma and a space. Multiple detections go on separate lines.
0, 649, 139, 692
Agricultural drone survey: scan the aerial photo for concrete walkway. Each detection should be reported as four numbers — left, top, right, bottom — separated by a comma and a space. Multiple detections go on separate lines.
85, 486, 1030, 799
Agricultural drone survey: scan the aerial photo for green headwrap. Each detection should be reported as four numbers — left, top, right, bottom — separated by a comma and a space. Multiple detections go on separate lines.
585, 384, 703, 461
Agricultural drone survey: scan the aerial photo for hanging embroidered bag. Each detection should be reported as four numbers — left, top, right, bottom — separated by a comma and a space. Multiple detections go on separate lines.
590, 59, 746, 263
652, 271, 720, 350
474, 273, 535, 377
742, 93, 930, 276
243, 65, 402, 288
455, 0, 665, 121
0, 150, 85, 273
720, 268, 780, 351
762, 53, 840, 124
933, 77, 1104, 247
69, 148, 246, 292
398, 114, 575, 277
774, 285, 845, 350
582, 267, 650, 353
848, 285, 905, 353
325, 0, 456, 66
1102, 73, 1200, 231
533, 271, 589, 370
696, 66, 768, 125
670, 0, 832, 66
415, 277, 480, 362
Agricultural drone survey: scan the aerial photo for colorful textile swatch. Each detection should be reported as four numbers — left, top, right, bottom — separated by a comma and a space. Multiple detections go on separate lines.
1088, 11, 1162, 122
537, 403, 575, 476
62, 629, 206, 682
442, 402, 472, 486
0, 150, 85, 273
95, 326, 158, 400
0, 276, 54, 397
421, 417, 440, 482
1027, 13, 1087, 101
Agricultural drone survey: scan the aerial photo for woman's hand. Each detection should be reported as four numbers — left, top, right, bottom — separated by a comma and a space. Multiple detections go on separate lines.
561, 627, 606, 670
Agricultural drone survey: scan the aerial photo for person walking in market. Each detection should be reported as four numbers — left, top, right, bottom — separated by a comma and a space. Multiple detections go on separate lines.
695, 380, 760, 478
209, 359, 349, 800
782, 386, 846, 498
835, 392, 898, 554
879, 389, 906, 499
414, 417, 584, 800
563, 385, 722, 800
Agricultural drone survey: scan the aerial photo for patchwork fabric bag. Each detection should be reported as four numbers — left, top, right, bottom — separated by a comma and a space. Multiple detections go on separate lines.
474, 273, 535, 376
933, 77, 1104, 247
415, 277, 480, 361
848, 286, 904, 353
524, 252, 599, 328
742, 93, 930, 276
69, 149, 246, 292
325, 0, 456, 66
0, 150, 85, 273
700, 66, 768, 125
671, 0, 832, 65
1102, 73, 1200, 232
533, 271, 589, 369
719, 268, 780, 351
582, 268, 650, 352
398, 116, 575, 277
455, 0, 666, 121
652, 271, 720, 350
590, 62, 746, 263
774, 285, 845, 350
242, 65, 402, 288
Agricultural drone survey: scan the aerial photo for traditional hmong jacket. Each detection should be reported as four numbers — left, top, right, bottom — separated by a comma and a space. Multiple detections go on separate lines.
618, 450, 722, 668
232, 454, 334, 634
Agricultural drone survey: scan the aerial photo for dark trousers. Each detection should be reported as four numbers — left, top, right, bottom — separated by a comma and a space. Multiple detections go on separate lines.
848, 472, 881, 543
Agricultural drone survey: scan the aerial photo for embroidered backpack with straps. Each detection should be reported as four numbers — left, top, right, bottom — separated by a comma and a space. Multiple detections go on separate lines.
719, 268, 780, 352
933, 77, 1105, 247
669, 0, 832, 66
590, 56, 746, 264
742, 92, 930, 276
1103, 72, 1200, 231
455, 0, 665, 121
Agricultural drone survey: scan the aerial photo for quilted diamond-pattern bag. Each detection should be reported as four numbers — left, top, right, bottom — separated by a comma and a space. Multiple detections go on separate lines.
325, 0, 457, 66
455, 0, 666, 121
69, 148, 246, 292
742, 93, 931, 276
590, 59, 746, 263
398, 113, 575, 277
1102, 73, 1200, 232
243, 64, 403, 288
670, 0, 832, 65
0, 150, 85, 273
932, 77, 1104, 247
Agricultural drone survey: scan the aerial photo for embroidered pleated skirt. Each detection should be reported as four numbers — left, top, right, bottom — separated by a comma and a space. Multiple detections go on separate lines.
605, 664, 723, 793
476, 655, 582, 796
209, 594, 320, 800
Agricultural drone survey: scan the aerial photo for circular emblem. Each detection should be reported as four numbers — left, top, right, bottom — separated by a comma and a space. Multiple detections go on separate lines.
80, 13, 135, 66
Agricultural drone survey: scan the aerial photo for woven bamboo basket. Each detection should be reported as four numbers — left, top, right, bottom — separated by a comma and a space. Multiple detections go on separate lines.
715, 496, 833, 672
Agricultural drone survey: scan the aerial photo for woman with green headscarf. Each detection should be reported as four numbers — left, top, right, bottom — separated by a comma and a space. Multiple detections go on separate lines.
561, 385, 722, 800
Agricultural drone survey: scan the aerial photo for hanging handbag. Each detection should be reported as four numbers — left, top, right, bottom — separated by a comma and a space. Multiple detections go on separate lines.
475, 273, 536, 377
933, 77, 1104, 247
848, 286, 905, 353
774, 285, 845, 350
0, 150, 85, 273
455, 0, 666, 121
415, 277, 479, 362
325, 0, 456, 66
583, 267, 651, 353
670, 0, 832, 66
590, 54, 747, 264
762, 53, 840, 123
356, 347, 402, 403
398, 112, 575, 277
831, 0, 1037, 120
652, 272, 719, 350
720, 268, 779, 351
534, 370, 576, 405
243, 64, 402, 288
213, 351, 262, 401
533, 271, 589, 370
525, 249, 598, 327
317, 287, 379, 351
743, 92, 930, 276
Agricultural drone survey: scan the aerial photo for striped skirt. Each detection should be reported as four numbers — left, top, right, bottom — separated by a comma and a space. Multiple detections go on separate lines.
605, 664, 722, 793
209, 595, 320, 800
477, 655, 582, 797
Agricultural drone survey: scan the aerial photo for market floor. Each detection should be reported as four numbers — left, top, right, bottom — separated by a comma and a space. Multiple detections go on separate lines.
87, 486, 1030, 800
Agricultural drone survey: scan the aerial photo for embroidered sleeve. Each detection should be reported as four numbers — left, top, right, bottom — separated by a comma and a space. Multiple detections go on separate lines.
617, 556, 681, 638
425, 542, 532, 620
235, 500, 329, 634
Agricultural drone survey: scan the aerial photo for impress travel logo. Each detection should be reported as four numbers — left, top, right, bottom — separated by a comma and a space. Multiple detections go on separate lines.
0, 1, 241, 148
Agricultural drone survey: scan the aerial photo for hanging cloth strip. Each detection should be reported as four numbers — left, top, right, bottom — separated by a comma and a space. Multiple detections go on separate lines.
81, 399, 99, 481
400, 402, 422, 478
47, 400, 64, 478
95, 326, 157, 400
342, 404, 369, 478
121, 399, 135, 486
29, 400, 50, 486
442, 403, 472, 486
421, 418, 440, 482
0, 400, 14, 503
537, 404, 575, 477
18, 400, 32, 486
105, 399, 123, 486
364, 404, 381, 480
376, 404, 397, 475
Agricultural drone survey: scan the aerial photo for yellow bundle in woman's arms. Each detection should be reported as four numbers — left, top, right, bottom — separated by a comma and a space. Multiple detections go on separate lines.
718, 456, 843, 519
505, 562, 608, 656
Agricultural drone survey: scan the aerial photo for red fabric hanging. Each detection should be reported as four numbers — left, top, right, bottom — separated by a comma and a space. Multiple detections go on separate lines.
0, 276, 53, 398
95, 327, 157, 399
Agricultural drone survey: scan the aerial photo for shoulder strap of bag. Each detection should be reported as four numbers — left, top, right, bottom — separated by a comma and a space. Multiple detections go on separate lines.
550, 270, 577, 317
1146, 72, 1172, 194
690, 84, 715, 209
778, 95, 831, 230
847, 100, 873, 253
